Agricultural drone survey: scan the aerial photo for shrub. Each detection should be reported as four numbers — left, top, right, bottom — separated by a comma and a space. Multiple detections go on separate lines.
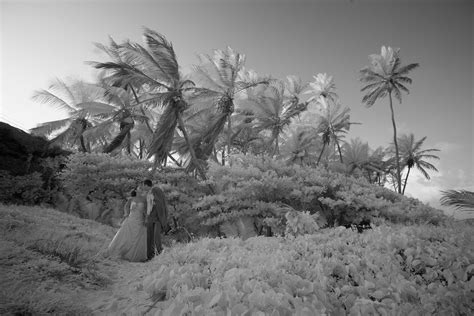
59, 153, 208, 231
141, 222, 473, 315
195, 154, 446, 234
0, 171, 48, 205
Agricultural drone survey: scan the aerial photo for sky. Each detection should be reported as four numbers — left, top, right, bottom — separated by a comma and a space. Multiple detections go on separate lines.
1, 0, 473, 217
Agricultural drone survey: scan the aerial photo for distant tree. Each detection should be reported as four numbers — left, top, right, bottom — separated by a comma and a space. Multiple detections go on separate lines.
31, 79, 111, 152
314, 98, 353, 165
181, 47, 269, 168
396, 133, 440, 194
360, 46, 419, 194
240, 82, 307, 157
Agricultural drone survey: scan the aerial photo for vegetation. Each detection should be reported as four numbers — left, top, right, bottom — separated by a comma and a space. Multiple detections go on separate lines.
142, 222, 473, 315
440, 190, 474, 212
359, 46, 420, 194
0, 204, 114, 315
6, 27, 471, 315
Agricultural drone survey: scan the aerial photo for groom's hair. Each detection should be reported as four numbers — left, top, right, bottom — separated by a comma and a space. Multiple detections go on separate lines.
144, 179, 153, 187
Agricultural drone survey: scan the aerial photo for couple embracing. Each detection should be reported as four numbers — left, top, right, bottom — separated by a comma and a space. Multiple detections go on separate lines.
107, 179, 169, 262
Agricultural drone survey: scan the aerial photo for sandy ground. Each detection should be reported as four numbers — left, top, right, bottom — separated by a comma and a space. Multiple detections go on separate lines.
82, 257, 161, 316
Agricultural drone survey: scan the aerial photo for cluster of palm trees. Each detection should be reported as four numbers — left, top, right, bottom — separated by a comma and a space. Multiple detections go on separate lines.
30, 29, 440, 194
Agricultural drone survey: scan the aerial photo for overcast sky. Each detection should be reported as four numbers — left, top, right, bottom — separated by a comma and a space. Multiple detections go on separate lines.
1, 0, 473, 217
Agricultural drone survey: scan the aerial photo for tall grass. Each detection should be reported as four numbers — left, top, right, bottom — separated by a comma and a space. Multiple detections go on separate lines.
0, 204, 116, 315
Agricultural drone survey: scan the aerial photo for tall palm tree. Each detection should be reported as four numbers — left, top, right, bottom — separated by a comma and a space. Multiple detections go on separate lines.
31, 79, 113, 152
440, 190, 474, 212
396, 133, 440, 194
91, 28, 205, 177
186, 47, 269, 166
360, 46, 419, 193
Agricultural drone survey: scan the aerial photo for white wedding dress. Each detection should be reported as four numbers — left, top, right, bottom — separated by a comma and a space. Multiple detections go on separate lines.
107, 200, 148, 262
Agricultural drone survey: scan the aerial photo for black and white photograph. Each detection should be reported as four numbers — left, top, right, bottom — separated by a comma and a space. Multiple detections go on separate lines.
1, 0, 473, 314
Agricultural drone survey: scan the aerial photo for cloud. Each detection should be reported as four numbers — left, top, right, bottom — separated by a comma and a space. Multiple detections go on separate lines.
405, 166, 474, 219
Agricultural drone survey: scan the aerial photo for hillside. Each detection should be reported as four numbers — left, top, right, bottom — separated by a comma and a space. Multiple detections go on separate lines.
1, 204, 473, 315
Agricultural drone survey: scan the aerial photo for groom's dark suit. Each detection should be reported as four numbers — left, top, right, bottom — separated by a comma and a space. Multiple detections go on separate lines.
146, 186, 168, 259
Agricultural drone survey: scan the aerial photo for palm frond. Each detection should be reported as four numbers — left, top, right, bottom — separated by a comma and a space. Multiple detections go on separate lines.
31, 89, 76, 113
440, 190, 474, 211
143, 28, 179, 81
395, 63, 419, 76
29, 118, 72, 137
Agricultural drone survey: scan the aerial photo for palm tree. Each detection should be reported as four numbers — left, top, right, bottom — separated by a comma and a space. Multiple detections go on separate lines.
303, 73, 338, 104
342, 138, 386, 182
240, 82, 307, 157
91, 28, 205, 178
440, 190, 474, 212
31, 79, 113, 152
314, 98, 353, 165
281, 127, 317, 165
396, 133, 440, 194
360, 46, 419, 194
185, 47, 269, 166
81, 84, 153, 155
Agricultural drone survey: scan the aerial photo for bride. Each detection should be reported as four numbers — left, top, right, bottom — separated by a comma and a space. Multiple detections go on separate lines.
106, 186, 148, 262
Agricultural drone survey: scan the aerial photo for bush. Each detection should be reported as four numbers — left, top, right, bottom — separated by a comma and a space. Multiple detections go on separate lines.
195, 154, 446, 234
59, 153, 208, 231
0, 171, 48, 205
141, 222, 474, 315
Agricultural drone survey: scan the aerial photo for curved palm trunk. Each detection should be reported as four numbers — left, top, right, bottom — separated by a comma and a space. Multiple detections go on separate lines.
176, 112, 207, 181
79, 135, 88, 152
104, 119, 134, 153
388, 92, 402, 194
227, 114, 232, 166
402, 166, 411, 195
335, 139, 343, 163
316, 142, 327, 166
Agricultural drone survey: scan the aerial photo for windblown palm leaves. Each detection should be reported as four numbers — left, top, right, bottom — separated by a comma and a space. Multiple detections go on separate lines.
183, 47, 270, 167
360, 46, 419, 193
91, 28, 202, 175
396, 133, 439, 194
31, 79, 114, 152
240, 82, 307, 156
440, 190, 474, 212
314, 97, 353, 165
304, 73, 338, 104
342, 138, 386, 182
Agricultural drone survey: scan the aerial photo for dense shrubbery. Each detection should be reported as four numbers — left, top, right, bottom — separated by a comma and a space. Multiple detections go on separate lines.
59, 153, 208, 229
0, 171, 48, 205
142, 222, 473, 315
196, 154, 446, 235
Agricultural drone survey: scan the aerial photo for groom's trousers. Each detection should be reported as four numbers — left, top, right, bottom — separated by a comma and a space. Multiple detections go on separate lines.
146, 221, 162, 259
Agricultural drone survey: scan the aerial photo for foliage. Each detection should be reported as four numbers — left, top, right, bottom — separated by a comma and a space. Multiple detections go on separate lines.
440, 190, 474, 212
142, 222, 474, 315
196, 154, 446, 233
0, 204, 114, 315
360, 46, 420, 194
0, 171, 48, 205
59, 152, 208, 230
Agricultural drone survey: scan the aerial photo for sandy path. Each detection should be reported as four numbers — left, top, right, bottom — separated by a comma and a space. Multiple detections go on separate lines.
83, 258, 160, 316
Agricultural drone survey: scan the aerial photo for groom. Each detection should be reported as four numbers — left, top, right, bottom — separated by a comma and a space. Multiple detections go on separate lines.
142, 179, 169, 260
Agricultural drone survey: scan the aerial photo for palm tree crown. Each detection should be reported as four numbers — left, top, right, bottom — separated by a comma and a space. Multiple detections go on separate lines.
396, 133, 440, 194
